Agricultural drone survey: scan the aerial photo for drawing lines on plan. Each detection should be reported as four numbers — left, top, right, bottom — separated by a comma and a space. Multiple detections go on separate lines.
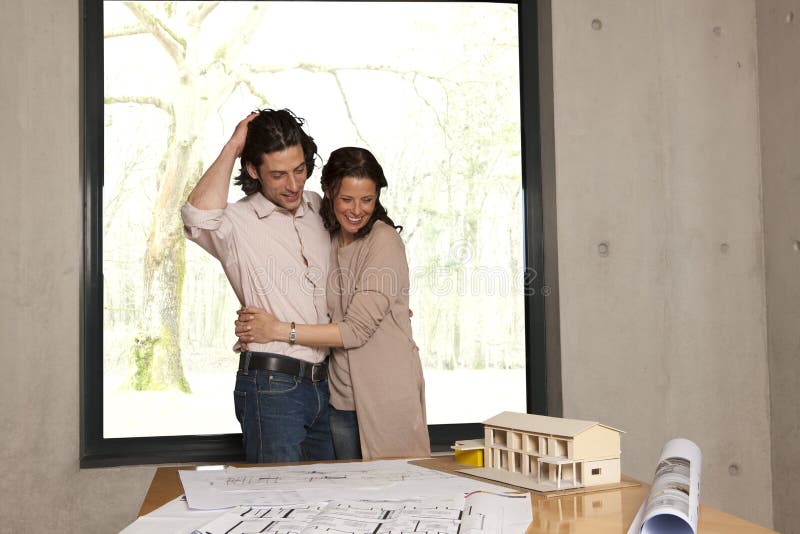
194, 499, 466, 534
179, 459, 520, 511
217, 467, 447, 491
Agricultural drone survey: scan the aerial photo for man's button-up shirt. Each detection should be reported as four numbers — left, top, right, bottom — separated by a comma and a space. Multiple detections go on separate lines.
181, 191, 331, 364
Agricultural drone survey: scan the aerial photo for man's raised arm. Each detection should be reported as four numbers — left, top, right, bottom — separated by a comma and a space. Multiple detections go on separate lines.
187, 112, 257, 210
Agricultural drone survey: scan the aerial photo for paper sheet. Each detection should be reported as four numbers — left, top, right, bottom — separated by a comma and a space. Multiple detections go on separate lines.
192, 492, 532, 534
461, 491, 533, 534
118, 496, 225, 534
121, 460, 533, 533
194, 499, 463, 533
178, 459, 509, 510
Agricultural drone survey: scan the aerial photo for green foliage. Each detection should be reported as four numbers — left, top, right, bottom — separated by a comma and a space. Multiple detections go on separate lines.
155, 323, 191, 393
126, 335, 157, 391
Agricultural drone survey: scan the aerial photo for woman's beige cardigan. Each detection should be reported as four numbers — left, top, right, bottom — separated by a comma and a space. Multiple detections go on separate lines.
327, 221, 431, 459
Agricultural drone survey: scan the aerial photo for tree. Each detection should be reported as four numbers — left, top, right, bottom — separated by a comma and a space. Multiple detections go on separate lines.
103, 1, 501, 391
105, 2, 269, 391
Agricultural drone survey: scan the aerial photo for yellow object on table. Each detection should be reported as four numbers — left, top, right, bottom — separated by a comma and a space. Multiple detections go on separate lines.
452, 438, 485, 467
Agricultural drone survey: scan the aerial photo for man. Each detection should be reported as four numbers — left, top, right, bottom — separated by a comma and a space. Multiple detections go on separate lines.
181, 109, 333, 463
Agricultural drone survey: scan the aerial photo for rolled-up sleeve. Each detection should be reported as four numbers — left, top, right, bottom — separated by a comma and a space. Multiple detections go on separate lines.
180, 201, 232, 261
338, 230, 406, 349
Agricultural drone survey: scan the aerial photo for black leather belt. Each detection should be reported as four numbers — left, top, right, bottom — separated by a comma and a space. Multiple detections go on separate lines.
238, 351, 327, 382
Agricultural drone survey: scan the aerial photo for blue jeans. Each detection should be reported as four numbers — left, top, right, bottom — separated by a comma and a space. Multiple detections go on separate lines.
234, 368, 334, 463
329, 407, 362, 460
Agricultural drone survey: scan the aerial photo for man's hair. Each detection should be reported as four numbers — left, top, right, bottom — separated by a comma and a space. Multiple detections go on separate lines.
319, 146, 401, 238
233, 109, 318, 195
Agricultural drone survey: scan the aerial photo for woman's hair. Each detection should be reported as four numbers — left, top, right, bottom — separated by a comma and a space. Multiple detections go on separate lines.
233, 109, 318, 195
319, 147, 401, 238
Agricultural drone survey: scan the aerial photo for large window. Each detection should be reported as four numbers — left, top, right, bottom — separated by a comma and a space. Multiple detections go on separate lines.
82, 0, 547, 466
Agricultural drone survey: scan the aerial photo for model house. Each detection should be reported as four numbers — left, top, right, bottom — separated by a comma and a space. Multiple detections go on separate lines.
462, 411, 624, 492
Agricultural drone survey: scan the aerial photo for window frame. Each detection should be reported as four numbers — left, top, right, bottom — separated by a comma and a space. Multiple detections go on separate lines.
80, 0, 549, 467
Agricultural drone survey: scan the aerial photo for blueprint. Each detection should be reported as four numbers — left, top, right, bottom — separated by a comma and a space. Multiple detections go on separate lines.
192, 498, 463, 534
120, 460, 532, 533
191, 492, 531, 534
178, 459, 508, 510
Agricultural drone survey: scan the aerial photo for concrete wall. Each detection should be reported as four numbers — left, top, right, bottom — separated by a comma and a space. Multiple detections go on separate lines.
0, 0, 788, 531
756, 1, 800, 532
0, 1, 155, 532
548, 0, 773, 527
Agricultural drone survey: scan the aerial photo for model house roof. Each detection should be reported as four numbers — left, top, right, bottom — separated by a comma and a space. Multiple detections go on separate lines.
483, 411, 624, 437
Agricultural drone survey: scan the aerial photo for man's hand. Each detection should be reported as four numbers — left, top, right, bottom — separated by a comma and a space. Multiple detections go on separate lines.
235, 306, 281, 344
227, 111, 259, 157
186, 111, 260, 210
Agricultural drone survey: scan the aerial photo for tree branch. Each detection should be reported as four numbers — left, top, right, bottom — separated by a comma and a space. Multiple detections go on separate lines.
211, 4, 267, 63
331, 71, 369, 147
104, 24, 147, 39
123, 2, 185, 65
239, 62, 455, 146
104, 156, 142, 234
239, 63, 285, 75
243, 62, 451, 84
237, 79, 271, 108
410, 73, 450, 144
188, 2, 219, 26
105, 96, 171, 112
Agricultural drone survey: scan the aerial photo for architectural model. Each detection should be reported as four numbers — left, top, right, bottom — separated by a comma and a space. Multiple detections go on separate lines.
459, 411, 625, 493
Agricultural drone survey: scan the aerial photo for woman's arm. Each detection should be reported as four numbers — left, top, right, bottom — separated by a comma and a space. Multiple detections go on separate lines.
235, 227, 408, 349
235, 307, 344, 347
334, 227, 407, 349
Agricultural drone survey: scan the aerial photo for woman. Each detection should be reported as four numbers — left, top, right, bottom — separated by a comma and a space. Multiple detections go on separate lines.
236, 147, 430, 460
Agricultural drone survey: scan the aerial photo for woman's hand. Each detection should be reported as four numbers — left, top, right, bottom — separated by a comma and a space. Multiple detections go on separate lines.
235, 306, 282, 344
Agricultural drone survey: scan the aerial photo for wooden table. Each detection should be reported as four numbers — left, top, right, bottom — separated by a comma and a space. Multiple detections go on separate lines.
139, 461, 776, 533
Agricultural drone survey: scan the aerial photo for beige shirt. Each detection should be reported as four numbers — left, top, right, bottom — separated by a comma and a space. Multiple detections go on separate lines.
327, 221, 430, 458
181, 191, 330, 364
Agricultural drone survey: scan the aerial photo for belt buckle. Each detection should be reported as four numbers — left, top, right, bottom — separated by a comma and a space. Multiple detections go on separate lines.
310, 363, 325, 382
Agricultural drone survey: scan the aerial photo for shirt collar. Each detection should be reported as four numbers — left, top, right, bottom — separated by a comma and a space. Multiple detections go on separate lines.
249, 191, 315, 219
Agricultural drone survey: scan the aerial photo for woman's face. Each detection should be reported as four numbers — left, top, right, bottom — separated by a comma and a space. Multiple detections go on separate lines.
333, 176, 377, 244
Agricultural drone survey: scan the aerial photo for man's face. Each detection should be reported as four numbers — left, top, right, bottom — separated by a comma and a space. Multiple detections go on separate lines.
247, 144, 308, 212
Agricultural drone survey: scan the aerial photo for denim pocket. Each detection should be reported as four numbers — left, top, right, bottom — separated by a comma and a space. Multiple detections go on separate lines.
236, 369, 256, 383
264, 373, 300, 394
233, 390, 246, 425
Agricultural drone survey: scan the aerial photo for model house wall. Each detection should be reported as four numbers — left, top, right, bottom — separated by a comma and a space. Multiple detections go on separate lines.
481, 411, 623, 490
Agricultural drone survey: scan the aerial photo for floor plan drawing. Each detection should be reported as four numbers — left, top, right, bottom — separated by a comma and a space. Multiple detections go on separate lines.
193, 498, 464, 534
179, 459, 507, 510
192, 492, 532, 534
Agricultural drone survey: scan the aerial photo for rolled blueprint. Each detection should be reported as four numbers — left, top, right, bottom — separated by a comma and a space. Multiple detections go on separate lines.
627, 438, 702, 534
